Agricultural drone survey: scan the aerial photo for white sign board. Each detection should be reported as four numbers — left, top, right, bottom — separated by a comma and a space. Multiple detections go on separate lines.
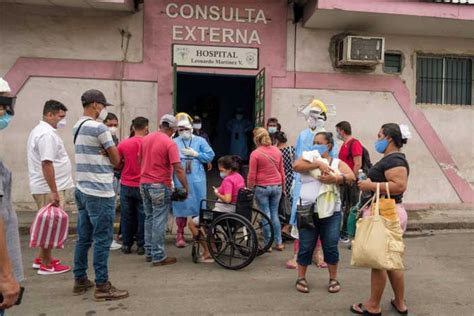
172, 44, 259, 70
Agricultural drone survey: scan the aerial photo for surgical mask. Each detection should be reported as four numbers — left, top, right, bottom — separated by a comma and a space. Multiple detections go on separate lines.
108, 127, 118, 135
313, 144, 328, 156
307, 117, 317, 129
57, 118, 67, 129
179, 130, 192, 140
336, 133, 343, 141
0, 112, 12, 130
202, 113, 208, 118
219, 172, 226, 179
236, 114, 243, 120
193, 123, 202, 130
374, 138, 389, 154
315, 119, 325, 131
268, 127, 277, 134
97, 107, 108, 121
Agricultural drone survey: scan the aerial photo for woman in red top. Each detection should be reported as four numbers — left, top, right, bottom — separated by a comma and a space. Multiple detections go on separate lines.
248, 128, 285, 251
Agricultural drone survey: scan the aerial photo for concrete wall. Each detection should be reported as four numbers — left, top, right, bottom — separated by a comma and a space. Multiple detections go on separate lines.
0, 77, 157, 203
271, 88, 461, 204
0, 3, 143, 76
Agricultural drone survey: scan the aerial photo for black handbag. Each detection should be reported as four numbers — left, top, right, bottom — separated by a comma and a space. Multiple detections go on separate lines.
278, 194, 291, 223
296, 199, 316, 230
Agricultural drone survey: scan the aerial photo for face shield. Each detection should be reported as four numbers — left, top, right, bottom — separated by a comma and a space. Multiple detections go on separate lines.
0, 96, 16, 115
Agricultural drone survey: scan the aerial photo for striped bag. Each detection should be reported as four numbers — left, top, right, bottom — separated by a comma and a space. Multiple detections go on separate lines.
29, 203, 69, 249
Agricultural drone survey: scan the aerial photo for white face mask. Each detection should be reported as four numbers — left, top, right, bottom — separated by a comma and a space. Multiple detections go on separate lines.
97, 107, 108, 121
179, 130, 192, 140
57, 118, 67, 129
108, 127, 118, 135
307, 117, 317, 130
193, 123, 202, 130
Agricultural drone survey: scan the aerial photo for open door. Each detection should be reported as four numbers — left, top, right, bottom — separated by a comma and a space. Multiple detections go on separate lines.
254, 68, 265, 127
172, 63, 178, 114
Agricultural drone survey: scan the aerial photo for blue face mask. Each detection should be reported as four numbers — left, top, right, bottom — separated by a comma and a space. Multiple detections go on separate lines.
268, 127, 277, 134
0, 112, 12, 130
219, 172, 226, 179
374, 138, 389, 153
313, 144, 328, 156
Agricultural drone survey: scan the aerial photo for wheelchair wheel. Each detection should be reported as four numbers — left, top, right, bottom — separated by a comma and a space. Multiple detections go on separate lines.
207, 213, 258, 270
251, 208, 274, 256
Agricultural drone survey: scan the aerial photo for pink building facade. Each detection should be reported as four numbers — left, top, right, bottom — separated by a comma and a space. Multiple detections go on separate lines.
1, 0, 473, 206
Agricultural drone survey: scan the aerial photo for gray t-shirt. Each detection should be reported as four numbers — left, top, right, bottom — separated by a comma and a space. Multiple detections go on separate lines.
0, 160, 24, 282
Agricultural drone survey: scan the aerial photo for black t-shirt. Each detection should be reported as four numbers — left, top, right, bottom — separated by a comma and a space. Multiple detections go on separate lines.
367, 152, 409, 203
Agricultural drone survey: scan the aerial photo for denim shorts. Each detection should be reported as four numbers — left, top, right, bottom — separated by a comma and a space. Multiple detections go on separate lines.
297, 211, 341, 266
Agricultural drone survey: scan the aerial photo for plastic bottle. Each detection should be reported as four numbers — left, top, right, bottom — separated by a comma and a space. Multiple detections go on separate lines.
357, 169, 372, 199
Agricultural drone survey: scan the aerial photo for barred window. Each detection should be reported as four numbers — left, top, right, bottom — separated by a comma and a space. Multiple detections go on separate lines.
384, 53, 402, 73
416, 55, 473, 105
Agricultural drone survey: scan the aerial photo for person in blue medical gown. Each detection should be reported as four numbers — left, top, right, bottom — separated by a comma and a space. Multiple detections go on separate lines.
172, 117, 215, 248
226, 108, 253, 160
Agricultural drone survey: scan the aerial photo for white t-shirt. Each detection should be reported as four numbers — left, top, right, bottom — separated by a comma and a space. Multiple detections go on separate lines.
27, 121, 74, 194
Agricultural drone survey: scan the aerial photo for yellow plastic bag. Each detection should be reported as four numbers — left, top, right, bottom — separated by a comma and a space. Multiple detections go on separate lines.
351, 183, 405, 270
371, 182, 398, 222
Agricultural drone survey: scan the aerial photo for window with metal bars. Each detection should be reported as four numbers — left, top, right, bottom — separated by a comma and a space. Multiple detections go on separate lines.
384, 53, 402, 73
416, 55, 473, 105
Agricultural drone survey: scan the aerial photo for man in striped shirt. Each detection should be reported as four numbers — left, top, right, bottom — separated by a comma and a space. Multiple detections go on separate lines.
72, 89, 128, 301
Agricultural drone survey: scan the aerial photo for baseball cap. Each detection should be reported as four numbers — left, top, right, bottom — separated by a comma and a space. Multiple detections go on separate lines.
81, 89, 113, 107
160, 114, 177, 128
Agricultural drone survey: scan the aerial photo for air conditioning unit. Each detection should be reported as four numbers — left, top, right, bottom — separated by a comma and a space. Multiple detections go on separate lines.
337, 36, 385, 66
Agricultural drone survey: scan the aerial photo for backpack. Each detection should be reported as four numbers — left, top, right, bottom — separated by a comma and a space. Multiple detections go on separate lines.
348, 139, 372, 174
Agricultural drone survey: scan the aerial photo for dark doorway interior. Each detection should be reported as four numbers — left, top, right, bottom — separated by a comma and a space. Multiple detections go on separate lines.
176, 72, 256, 161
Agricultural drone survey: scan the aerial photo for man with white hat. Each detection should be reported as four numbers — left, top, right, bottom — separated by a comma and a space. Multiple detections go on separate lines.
0, 78, 23, 315
139, 114, 189, 265
172, 114, 214, 248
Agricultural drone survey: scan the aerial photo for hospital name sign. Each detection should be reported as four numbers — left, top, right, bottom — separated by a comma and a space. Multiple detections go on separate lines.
166, 3, 267, 45
172, 44, 259, 70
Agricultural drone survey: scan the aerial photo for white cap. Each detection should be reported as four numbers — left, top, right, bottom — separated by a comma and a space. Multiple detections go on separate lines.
0, 78, 11, 93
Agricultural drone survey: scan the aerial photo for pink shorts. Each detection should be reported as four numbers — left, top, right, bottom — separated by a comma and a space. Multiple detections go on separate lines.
362, 204, 408, 232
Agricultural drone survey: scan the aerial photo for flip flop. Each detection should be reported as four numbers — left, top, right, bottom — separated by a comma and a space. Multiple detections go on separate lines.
198, 256, 215, 263
391, 299, 408, 314
350, 303, 382, 315
295, 278, 309, 293
328, 279, 341, 293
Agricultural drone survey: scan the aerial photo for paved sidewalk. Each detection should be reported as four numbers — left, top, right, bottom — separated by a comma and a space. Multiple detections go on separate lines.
7, 230, 474, 315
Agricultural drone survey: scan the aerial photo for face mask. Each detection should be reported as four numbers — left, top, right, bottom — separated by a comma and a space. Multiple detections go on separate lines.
307, 117, 317, 130
202, 113, 208, 118
219, 172, 226, 179
179, 130, 192, 140
336, 133, 343, 141
108, 127, 118, 135
0, 112, 12, 130
315, 119, 325, 131
57, 118, 67, 129
97, 106, 108, 121
313, 144, 328, 156
268, 127, 277, 134
236, 114, 243, 120
193, 123, 202, 130
374, 138, 389, 154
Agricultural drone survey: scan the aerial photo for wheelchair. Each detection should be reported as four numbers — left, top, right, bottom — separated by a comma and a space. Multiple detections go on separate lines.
191, 188, 275, 270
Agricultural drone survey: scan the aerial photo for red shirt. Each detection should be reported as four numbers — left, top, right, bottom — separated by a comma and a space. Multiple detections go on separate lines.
248, 145, 285, 188
338, 138, 363, 170
139, 131, 181, 187
117, 136, 143, 188
218, 172, 245, 203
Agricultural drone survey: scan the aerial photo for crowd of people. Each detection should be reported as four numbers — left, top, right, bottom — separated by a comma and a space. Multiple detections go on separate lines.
0, 76, 411, 315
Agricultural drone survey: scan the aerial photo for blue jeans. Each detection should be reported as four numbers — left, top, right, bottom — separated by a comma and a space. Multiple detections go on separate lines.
140, 183, 171, 263
73, 189, 115, 285
120, 184, 145, 248
254, 185, 283, 245
297, 211, 341, 266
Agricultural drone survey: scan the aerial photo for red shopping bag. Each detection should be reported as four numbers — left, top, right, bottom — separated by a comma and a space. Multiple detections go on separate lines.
29, 203, 69, 249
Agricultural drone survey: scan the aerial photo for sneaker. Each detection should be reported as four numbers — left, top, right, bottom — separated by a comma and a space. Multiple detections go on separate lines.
339, 236, 351, 244
110, 240, 122, 251
152, 257, 177, 267
32, 257, 60, 269
37, 262, 71, 275
137, 246, 145, 256
121, 246, 132, 254
175, 233, 187, 248
73, 278, 95, 295
94, 281, 129, 301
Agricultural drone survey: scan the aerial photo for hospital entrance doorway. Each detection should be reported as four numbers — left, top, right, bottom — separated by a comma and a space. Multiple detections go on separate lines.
174, 70, 265, 163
